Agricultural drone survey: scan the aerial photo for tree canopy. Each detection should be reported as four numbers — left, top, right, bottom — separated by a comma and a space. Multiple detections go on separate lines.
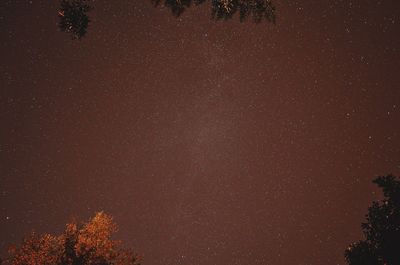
345, 175, 400, 265
58, 0, 91, 39
2, 212, 141, 265
152, 0, 276, 22
57, 0, 276, 39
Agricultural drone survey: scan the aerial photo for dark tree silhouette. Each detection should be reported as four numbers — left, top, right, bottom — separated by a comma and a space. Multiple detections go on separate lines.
3, 212, 141, 265
58, 0, 91, 39
58, 0, 275, 39
345, 175, 400, 265
153, 0, 275, 22
152, 0, 206, 17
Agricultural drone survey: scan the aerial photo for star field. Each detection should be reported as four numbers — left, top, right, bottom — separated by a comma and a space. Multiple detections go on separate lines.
1, 1, 400, 264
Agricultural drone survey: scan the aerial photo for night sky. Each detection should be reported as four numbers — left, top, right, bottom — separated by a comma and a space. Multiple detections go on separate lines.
1, 1, 400, 264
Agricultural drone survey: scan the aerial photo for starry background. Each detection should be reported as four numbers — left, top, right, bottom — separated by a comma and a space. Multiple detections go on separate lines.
1, 0, 400, 264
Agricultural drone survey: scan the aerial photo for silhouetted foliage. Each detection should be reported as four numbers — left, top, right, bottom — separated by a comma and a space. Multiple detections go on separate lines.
58, 0, 91, 39
153, 0, 275, 22
345, 175, 400, 265
3, 212, 141, 265
58, 0, 275, 39
152, 0, 206, 17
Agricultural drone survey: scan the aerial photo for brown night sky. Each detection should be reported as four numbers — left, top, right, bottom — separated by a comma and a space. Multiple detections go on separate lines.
1, 1, 400, 264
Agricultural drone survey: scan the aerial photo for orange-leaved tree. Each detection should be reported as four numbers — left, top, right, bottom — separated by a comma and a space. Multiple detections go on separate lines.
3, 212, 141, 265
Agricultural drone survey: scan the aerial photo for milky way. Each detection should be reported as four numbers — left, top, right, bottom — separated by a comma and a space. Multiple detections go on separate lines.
1, 1, 400, 264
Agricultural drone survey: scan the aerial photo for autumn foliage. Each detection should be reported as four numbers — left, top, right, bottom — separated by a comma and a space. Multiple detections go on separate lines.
3, 212, 141, 265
